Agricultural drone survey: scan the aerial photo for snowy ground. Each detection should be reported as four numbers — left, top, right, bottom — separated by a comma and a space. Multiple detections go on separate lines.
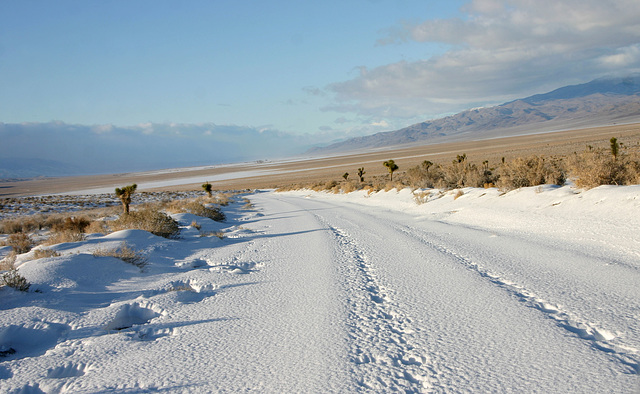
1, 185, 639, 393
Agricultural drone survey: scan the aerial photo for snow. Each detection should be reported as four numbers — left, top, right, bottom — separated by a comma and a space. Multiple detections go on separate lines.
1, 185, 639, 392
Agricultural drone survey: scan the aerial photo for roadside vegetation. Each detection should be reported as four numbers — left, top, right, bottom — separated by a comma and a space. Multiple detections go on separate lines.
277, 136, 640, 194
0, 188, 240, 291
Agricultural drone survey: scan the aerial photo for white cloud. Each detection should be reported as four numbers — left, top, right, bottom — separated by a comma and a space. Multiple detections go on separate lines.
329, 0, 640, 121
597, 44, 640, 67
0, 121, 348, 176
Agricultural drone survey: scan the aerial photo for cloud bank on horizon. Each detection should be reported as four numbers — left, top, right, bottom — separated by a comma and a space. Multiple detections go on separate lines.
0, 121, 333, 177
1, 0, 639, 176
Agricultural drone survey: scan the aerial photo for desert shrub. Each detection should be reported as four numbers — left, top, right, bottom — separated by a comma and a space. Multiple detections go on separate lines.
32, 248, 61, 259
0, 219, 25, 234
52, 216, 91, 233
567, 145, 639, 188
497, 156, 565, 191
440, 154, 489, 189
406, 161, 446, 188
109, 208, 180, 239
312, 180, 338, 192
0, 216, 45, 234
85, 220, 109, 234
0, 251, 17, 271
212, 193, 232, 206
6, 233, 33, 254
45, 230, 86, 245
166, 200, 225, 222
341, 180, 359, 194
1, 268, 30, 291
93, 243, 148, 269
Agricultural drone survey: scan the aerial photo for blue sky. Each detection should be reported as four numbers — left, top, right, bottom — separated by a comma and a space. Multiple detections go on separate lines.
1, 0, 639, 175
1, 1, 462, 132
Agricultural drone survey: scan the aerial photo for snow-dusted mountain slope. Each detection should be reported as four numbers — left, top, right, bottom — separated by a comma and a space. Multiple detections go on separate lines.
1, 186, 639, 392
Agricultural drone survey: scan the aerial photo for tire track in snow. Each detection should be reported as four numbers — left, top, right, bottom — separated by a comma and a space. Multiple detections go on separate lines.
392, 223, 640, 374
317, 216, 434, 392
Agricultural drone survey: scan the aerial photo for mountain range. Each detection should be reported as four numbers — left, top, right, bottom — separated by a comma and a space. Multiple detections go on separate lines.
310, 75, 640, 154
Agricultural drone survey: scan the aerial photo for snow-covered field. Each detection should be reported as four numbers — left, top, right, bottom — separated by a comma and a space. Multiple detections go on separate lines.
1, 185, 639, 393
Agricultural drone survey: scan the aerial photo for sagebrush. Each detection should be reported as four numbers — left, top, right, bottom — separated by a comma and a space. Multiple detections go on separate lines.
92, 243, 148, 269
109, 208, 180, 239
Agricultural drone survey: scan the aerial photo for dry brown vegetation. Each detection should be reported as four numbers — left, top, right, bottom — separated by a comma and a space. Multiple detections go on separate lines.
164, 199, 226, 222
5, 232, 34, 254
92, 242, 148, 270
31, 248, 61, 259
109, 207, 180, 239
278, 137, 640, 194
566, 145, 640, 188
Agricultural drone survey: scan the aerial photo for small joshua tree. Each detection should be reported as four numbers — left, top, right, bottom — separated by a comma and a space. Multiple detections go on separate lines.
357, 167, 366, 182
610, 137, 619, 160
383, 160, 399, 181
115, 184, 137, 215
421, 160, 433, 174
342, 172, 349, 181
202, 181, 213, 197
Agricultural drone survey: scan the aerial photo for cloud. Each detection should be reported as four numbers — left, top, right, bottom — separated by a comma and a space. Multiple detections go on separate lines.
0, 121, 345, 177
329, 0, 640, 120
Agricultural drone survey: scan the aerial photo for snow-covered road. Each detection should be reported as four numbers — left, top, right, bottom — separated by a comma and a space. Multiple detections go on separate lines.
248, 190, 639, 392
2, 187, 639, 392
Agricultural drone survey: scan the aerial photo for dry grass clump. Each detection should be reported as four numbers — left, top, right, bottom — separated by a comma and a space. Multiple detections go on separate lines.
0, 216, 44, 234
0, 251, 17, 271
92, 243, 148, 269
85, 220, 109, 234
109, 208, 180, 239
497, 156, 565, 191
32, 248, 61, 259
567, 146, 640, 189
44, 216, 91, 245
200, 231, 225, 239
6, 233, 33, 254
165, 200, 226, 222
51, 216, 91, 233
241, 198, 254, 210
212, 193, 232, 206
45, 230, 86, 245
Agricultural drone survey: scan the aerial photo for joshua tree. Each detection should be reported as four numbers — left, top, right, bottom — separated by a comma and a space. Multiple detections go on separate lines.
421, 160, 433, 174
383, 160, 399, 181
610, 137, 619, 160
202, 181, 213, 197
115, 184, 137, 215
455, 153, 467, 163
357, 167, 366, 182
342, 172, 349, 181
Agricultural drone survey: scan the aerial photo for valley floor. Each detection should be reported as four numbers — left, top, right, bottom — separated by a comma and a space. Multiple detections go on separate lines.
1, 185, 639, 392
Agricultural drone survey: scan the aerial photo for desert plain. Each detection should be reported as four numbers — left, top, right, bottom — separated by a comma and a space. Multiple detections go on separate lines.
2, 122, 640, 197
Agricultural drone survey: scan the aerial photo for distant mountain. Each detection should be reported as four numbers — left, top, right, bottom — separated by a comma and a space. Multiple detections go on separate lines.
310, 75, 640, 154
